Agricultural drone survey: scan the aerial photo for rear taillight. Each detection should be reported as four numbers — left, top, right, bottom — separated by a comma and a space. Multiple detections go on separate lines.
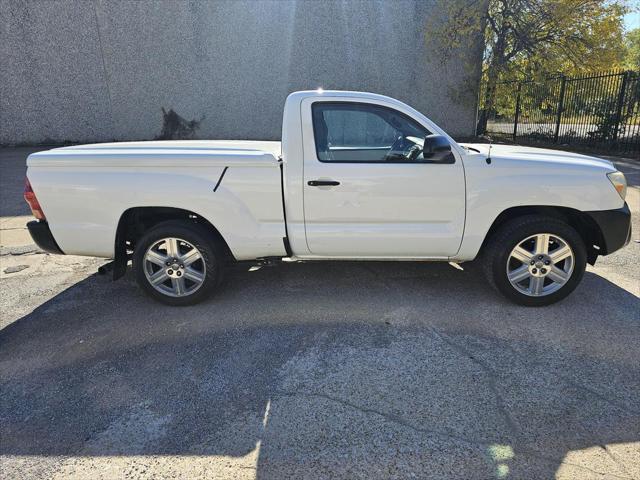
24, 177, 46, 220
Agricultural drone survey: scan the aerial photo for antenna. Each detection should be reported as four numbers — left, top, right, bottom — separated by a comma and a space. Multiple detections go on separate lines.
486, 139, 492, 164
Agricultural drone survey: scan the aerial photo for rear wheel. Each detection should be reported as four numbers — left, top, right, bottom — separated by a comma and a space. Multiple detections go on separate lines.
483, 215, 587, 306
133, 221, 223, 306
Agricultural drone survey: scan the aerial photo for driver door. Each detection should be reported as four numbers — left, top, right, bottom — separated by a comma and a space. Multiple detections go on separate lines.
301, 98, 466, 258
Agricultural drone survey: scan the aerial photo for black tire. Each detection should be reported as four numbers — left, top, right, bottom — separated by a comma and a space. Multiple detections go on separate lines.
133, 220, 224, 306
482, 215, 587, 306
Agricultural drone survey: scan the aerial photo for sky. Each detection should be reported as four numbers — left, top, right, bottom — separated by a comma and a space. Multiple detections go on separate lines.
624, 9, 639, 31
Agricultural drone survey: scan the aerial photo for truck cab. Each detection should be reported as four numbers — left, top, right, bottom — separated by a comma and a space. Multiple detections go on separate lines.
282, 90, 466, 259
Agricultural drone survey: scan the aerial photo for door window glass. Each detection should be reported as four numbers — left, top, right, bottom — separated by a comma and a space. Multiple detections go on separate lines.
312, 102, 432, 162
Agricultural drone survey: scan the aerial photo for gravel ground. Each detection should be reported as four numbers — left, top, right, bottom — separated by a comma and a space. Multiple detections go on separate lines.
0, 147, 639, 479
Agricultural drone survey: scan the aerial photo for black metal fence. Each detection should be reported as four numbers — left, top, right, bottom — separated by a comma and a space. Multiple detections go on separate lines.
479, 70, 640, 155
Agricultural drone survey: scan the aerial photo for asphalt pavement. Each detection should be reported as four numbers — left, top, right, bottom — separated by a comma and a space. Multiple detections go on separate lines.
1, 147, 639, 479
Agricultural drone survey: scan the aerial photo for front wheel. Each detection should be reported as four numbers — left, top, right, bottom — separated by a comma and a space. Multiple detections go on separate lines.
483, 216, 587, 306
133, 221, 224, 306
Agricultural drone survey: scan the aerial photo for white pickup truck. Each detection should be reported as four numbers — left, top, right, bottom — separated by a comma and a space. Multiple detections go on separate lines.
24, 90, 631, 306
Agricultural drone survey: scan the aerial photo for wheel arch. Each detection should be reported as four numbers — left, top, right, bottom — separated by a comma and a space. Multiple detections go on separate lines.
112, 207, 235, 280
479, 206, 605, 265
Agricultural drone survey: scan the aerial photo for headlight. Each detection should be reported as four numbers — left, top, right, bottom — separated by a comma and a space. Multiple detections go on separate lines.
607, 171, 627, 200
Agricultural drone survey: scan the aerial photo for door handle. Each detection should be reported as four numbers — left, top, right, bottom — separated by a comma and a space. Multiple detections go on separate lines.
308, 180, 340, 187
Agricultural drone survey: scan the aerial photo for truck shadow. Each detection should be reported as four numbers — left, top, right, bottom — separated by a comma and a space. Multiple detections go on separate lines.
1, 262, 638, 479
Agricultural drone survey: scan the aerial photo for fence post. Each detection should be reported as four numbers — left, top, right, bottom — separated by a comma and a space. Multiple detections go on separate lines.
513, 82, 521, 142
554, 75, 566, 143
612, 71, 629, 143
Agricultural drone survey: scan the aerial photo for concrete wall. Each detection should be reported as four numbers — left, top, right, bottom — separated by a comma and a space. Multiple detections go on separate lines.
0, 0, 485, 145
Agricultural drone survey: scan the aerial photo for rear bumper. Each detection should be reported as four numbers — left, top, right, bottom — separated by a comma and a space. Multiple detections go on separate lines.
27, 220, 64, 254
585, 202, 632, 255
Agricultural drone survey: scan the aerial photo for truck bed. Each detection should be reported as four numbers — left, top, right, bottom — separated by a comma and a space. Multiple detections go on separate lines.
26, 140, 287, 260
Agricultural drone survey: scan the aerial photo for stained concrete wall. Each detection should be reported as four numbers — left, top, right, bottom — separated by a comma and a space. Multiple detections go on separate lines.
0, 0, 485, 145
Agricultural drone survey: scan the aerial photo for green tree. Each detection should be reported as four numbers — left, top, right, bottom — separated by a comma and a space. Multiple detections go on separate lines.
426, 0, 630, 133
476, 0, 628, 133
625, 28, 640, 70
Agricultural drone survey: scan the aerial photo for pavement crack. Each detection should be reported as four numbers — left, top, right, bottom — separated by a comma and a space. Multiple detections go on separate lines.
601, 444, 633, 478
494, 340, 639, 416
275, 388, 491, 446
428, 328, 521, 439
563, 378, 639, 415
273, 389, 633, 479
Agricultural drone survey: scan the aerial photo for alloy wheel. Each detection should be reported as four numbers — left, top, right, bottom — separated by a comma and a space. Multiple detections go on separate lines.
143, 237, 206, 297
506, 233, 574, 297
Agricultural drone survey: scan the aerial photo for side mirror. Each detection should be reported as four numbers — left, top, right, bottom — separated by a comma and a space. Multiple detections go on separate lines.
422, 135, 454, 163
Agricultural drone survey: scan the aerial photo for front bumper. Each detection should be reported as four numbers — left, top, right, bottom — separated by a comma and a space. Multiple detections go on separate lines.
585, 202, 632, 255
27, 220, 64, 254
